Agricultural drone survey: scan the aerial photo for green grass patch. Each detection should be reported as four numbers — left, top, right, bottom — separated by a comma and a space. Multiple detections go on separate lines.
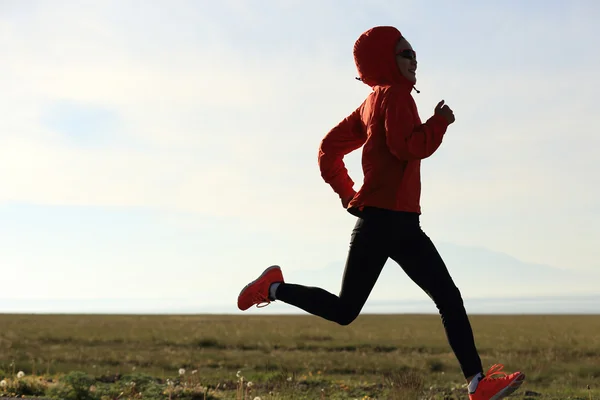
0, 313, 598, 399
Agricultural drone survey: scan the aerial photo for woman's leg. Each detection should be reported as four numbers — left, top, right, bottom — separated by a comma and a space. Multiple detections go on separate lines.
388, 223, 483, 379
276, 215, 389, 325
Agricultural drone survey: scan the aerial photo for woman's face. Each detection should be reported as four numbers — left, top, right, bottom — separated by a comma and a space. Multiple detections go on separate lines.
395, 38, 417, 84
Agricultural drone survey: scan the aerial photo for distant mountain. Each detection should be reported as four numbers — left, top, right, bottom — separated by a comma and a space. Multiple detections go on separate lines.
432, 242, 599, 297
2, 243, 597, 315
281, 242, 600, 312
359, 294, 600, 315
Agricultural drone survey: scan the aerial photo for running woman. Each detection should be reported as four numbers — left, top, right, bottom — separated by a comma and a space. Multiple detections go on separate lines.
237, 26, 525, 400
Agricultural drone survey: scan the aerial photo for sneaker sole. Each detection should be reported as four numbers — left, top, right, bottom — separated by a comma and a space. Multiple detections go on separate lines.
490, 373, 526, 400
237, 265, 282, 310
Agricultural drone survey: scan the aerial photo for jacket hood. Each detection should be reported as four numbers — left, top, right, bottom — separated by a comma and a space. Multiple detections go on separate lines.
353, 26, 412, 89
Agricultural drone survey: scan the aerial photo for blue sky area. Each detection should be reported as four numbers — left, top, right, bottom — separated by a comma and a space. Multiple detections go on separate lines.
1, 0, 599, 314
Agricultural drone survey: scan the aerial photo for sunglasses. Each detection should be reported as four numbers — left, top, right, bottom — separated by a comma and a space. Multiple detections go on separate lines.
396, 49, 417, 60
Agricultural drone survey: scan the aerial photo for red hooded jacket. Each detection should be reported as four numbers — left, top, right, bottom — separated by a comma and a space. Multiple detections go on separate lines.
318, 26, 449, 215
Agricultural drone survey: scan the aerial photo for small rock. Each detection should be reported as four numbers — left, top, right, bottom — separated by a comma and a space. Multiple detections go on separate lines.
524, 391, 542, 396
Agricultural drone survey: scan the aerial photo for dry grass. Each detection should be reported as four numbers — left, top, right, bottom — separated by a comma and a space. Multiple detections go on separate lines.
0, 313, 599, 399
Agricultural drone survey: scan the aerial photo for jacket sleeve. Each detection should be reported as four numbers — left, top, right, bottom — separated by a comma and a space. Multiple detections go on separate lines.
318, 106, 366, 201
384, 90, 449, 160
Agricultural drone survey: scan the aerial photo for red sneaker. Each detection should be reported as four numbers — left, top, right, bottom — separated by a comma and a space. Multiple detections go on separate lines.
469, 364, 525, 400
237, 265, 284, 311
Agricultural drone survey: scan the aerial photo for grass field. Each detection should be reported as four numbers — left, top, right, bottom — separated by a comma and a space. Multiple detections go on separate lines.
0, 313, 598, 399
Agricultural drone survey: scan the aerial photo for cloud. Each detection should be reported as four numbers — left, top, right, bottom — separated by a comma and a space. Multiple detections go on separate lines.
39, 101, 123, 147
1, 1, 365, 236
1, 0, 599, 272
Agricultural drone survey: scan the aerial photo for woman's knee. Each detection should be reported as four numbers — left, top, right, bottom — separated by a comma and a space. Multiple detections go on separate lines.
335, 306, 360, 326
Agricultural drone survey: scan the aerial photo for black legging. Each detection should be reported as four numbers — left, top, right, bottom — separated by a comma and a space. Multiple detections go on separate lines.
275, 206, 483, 379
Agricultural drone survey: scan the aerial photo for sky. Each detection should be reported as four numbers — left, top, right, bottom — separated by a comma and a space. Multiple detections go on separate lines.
1, 0, 599, 314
